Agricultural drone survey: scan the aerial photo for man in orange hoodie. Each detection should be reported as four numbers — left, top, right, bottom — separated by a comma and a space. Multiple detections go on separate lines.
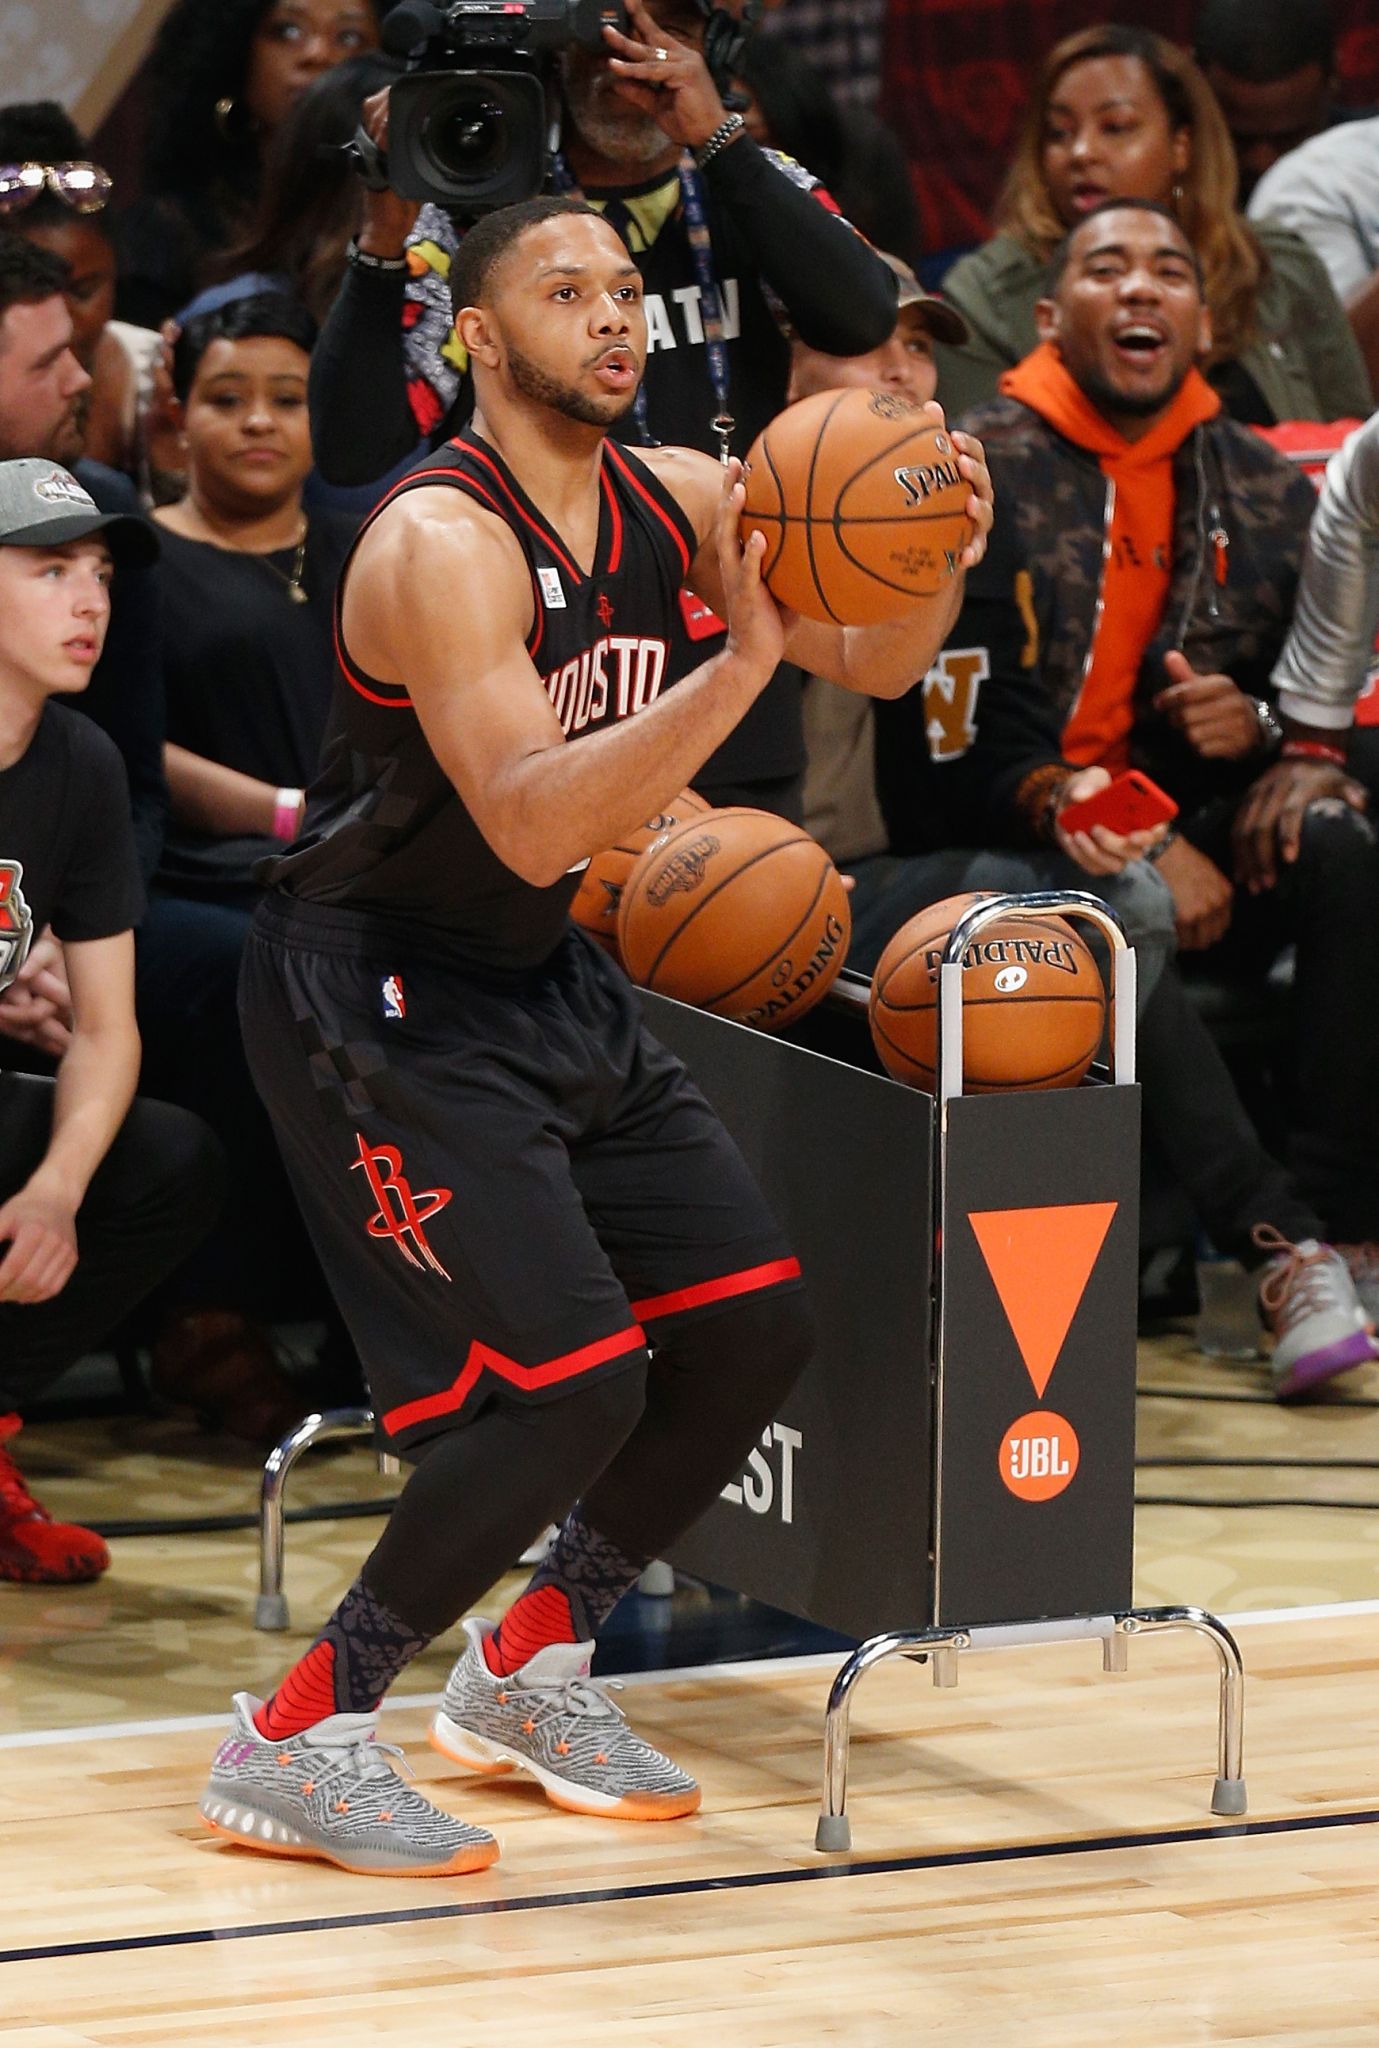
873, 198, 1379, 1399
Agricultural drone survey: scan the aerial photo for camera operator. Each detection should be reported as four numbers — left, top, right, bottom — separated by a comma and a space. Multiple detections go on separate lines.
308, 0, 899, 813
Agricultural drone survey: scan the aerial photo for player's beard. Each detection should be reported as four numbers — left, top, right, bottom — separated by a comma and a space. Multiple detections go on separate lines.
507, 343, 640, 429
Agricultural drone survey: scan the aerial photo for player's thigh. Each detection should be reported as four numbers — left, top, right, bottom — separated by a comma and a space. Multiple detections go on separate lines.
571, 1023, 798, 1314
238, 930, 645, 1447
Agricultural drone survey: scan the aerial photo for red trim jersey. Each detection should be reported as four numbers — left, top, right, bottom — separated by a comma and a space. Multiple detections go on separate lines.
267, 431, 700, 974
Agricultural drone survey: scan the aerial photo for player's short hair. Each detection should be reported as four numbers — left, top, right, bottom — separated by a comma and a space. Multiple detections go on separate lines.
449, 196, 609, 316
1194, 0, 1335, 84
171, 290, 317, 400
0, 231, 69, 341
1044, 199, 1204, 294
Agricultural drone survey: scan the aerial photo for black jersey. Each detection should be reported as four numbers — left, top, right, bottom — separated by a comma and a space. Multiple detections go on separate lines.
265, 431, 699, 974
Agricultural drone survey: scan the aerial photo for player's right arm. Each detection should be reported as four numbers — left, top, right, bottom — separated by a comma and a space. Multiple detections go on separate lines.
343, 486, 782, 888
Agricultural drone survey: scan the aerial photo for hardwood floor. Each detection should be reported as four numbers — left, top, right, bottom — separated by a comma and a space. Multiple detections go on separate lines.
4, 1612, 1379, 2044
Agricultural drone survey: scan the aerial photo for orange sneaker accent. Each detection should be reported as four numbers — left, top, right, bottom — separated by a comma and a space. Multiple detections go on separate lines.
335, 1799, 349, 1812
201, 1813, 500, 1878
543, 1783, 703, 1822
425, 1726, 515, 1775
595, 1754, 608, 1766
522, 1720, 536, 1735
556, 1741, 570, 1756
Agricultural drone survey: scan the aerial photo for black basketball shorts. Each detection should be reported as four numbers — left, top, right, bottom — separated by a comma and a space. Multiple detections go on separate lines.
239, 903, 803, 1452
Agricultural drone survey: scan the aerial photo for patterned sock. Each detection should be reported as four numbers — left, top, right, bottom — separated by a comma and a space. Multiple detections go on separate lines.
254, 1574, 432, 1739
484, 1506, 646, 1675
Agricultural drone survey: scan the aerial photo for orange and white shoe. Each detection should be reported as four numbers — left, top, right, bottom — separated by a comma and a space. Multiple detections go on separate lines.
429, 1618, 701, 1821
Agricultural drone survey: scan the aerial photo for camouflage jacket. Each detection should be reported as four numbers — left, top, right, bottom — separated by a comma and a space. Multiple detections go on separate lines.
875, 394, 1319, 856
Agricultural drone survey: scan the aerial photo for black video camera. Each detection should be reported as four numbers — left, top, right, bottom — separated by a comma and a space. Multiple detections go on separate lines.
379, 0, 629, 213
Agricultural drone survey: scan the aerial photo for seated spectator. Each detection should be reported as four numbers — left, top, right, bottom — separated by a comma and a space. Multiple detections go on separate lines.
1248, 115, 1379, 398
0, 233, 166, 896
1194, 0, 1338, 204
794, 253, 1178, 1003
135, 291, 358, 1440
0, 103, 161, 485
937, 24, 1372, 426
0, 460, 222, 1579
1268, 408, 1379, 802
156, 291, 352, 894
117, 0, 385, 330
873, 200, 1379, 1398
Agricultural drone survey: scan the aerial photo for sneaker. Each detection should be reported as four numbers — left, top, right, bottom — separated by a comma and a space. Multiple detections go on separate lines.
429, 1618, 701, 1821
1254, 1226, 1379, 1400
0, 1414, 109, 1584
201, 1692, 500, 1877
1339, 1243, 1379, 1329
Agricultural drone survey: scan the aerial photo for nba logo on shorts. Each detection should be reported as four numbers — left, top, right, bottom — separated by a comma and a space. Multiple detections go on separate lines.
381, 973, 406, 1021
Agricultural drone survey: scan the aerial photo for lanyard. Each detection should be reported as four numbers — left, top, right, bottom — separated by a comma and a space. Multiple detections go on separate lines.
554, 152, 736, 463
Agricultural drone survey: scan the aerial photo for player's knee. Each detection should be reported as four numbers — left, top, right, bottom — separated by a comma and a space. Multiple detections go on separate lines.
713, 1286, 815, 1406
1294, 797, 1376, 876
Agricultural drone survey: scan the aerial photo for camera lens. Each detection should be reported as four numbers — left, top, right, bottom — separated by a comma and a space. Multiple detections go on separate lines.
423, 80, 507, 177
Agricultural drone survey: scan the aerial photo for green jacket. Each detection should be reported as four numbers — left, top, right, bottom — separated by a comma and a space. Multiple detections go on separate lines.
936, 219, 1374, 425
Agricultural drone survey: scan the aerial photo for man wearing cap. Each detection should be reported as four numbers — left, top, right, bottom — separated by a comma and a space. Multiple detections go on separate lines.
0, 460, 221, 1582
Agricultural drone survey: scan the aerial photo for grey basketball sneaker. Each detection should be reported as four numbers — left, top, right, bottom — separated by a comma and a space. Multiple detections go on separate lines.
429, 1618, 701, 1820
1255, 1226, 1379, 1400
201, 1693, 500, 1876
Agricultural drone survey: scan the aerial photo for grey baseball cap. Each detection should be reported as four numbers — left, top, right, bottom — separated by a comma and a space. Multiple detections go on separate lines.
0, 460, 157, 567
880, 252, 970, 348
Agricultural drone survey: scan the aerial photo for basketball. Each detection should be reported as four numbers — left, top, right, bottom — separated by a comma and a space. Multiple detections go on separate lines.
740, 386, 975, 625
868, 892, 1106, 1093
572, 789, 712, 962
617, 807, 850, 1032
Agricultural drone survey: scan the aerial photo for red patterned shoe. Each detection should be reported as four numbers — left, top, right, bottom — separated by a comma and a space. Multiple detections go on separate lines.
0, 1414, 110, 1583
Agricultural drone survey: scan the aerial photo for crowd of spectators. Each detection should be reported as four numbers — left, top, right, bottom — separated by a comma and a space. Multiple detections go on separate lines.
4, 0, 1379, 1580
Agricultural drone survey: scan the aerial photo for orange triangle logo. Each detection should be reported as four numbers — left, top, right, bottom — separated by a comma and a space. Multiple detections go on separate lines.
967, 1203, 1117, 1397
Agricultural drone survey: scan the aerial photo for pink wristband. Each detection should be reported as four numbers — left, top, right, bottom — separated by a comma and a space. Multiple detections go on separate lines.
272, 788, 302, 841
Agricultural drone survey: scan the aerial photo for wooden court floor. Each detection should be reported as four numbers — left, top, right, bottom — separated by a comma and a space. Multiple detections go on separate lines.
5, 1608, 1379, 2045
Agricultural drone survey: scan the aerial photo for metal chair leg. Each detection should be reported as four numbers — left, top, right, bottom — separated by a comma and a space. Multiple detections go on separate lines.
815, 1628, 970, 1852
255, 1407, 376, 1630
1116, 1606, 1247, 1815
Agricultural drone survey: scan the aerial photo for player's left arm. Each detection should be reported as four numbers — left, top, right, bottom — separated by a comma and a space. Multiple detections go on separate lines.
650, 420, 993, 698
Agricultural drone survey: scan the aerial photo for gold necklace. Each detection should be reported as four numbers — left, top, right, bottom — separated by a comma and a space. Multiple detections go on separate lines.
183, 507, 310, 604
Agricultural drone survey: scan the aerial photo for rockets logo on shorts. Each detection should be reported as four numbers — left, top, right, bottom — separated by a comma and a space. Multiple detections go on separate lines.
351, 1132, 452, 1279
0, 861, 34, 996
381, 973, 406, 1020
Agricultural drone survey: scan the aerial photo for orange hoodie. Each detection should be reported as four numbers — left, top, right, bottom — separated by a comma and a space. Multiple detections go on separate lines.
1000, 341, 1221, 770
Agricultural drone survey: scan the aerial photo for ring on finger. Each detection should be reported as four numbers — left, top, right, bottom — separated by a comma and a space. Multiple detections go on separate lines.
653, 45, 669, 60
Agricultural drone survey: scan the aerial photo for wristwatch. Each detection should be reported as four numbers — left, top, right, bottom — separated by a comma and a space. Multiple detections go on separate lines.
1252, 698, 1284, 751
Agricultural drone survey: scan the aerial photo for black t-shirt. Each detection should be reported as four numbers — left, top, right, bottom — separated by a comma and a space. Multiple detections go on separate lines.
156, 512, 355, 896
0, 704, 144, 995
270, 432, 700, 974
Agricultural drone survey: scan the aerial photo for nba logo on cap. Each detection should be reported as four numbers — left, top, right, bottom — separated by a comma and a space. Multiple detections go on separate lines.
381, 974, 405, 1020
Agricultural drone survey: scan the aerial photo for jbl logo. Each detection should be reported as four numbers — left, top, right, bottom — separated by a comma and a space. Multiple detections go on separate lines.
999, 1411, 1080, 1502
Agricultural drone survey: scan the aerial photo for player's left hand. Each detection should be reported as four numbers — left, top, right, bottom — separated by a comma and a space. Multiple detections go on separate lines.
716, 457, 793, 680
1153, 652, 1260, 760
948, 424, 993, 571
603, 0, 732, 152
1231, 757, 1368, 894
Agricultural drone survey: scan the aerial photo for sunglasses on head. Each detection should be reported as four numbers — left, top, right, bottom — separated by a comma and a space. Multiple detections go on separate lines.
0, 162, 113, 216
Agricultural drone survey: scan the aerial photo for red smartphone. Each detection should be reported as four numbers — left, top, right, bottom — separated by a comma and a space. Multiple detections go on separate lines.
1058, 769, 1179, 838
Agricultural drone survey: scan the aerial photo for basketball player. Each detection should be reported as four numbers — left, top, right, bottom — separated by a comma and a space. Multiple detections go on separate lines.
201, 194, 992, 1877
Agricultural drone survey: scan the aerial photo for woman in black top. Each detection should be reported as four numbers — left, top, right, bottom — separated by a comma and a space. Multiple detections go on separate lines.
155, 293, 353, 895
136, 293, 356, 1426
